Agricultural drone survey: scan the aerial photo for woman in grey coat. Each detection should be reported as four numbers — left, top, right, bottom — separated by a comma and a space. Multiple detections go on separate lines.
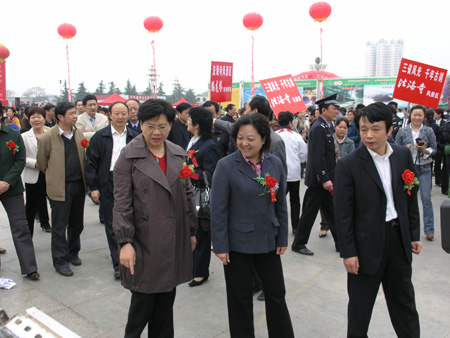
395, 105, 437, 240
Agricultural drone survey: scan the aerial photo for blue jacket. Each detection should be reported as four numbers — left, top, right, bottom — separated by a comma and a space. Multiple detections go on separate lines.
347, 121, 360, 146
85, 125, 138, 194
211, 151, 288, 254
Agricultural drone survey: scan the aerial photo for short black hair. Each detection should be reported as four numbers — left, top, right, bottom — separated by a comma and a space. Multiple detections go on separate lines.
307, 106, 316, 116
278, 111, 294, 127
44, 103, 55, 112
335, 117, 349, 128
386, 104, 397, 117
138, 99, 175, 124
203, 100, 219, 113
99, 107, 110, 115
248, 95, 271, 117
189, 107, 213, 139
355, 102, 393, 132
109, 101, 128, 113
176, 102, 191, 113
55, 102, 75, 121
226, 104, 235, 112
355, 103, 365, 112
125, 98, 140, 106
27, 106, 45, 119
387, 101, 398, 109
75, 100, 83, 106
82, 94, 97, 106
435, 108, 445, 118
340, 107, 347, 114
231, 113, 271, 153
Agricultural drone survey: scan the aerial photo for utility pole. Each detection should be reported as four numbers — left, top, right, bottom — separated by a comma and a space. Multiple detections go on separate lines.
147, 65, 159, 98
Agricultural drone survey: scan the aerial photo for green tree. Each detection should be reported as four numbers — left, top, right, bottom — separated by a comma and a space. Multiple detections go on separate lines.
124, 79, 134, 95
171, 78, 185, 103
60, 80, 71, 102
142, 81, 153, 96
131, 85, 138, 95
75, 82, 90, 101
185, 88, 197, 104
94, 80, 106, 95
157, 82, 166, 97
114, 86, 122, 95
107, 81, 117, 95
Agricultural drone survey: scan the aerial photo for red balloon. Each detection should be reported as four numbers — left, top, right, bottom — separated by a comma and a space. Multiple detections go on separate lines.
0, 44, 10, 61
57, 23, 77, 39
144, 16, 163, 33
243, 12, 263, 31
309, 2, 332, 22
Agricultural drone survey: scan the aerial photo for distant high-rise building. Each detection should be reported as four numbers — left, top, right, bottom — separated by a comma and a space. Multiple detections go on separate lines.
365, 39, 404, 77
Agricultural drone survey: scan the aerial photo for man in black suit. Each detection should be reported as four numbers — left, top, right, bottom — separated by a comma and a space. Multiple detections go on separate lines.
167, 102, 192, 150
125, 99, 142, 133
291, 94, 340, 255
221, 104, 237, 123
85, 102, 139, 278
334, 102, 422, 338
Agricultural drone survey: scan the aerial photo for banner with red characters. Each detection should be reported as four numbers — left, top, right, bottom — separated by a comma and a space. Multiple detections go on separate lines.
210, 61, 233, 102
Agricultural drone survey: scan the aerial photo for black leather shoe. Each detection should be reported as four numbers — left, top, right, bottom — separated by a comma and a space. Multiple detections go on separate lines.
257, 291, 265, 301
319, 230, 328, 238
335, 243, 340, 253
189, 276, 209, 287
70, 258, 82, 266
27, 271, 40, 280
292, 246, 314, 256
41, 225, 52, 233
114, 271, 120, 279
57, 268, 73, 277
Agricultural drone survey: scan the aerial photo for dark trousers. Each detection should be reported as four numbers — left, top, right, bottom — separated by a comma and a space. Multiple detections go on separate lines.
25, 171, 50, 237
0, 193, 38, 274
347, 226, 420, 338
434, 151, 443, 185
286, 181, 300, 232
49, 180, 85, 270
442, 155, 449, 192
192, 220, 211, 278
124, 289, 176, 338
292, 186, 338, 249
100, 173, 119, 272
223, 251, 294, 338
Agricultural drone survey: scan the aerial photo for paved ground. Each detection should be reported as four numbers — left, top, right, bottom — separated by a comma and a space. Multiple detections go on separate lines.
1, 181, 449, 337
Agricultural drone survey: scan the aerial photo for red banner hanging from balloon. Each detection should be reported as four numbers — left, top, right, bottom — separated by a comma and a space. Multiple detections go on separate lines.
0, 63, 6, 105
210, 61, 233, 102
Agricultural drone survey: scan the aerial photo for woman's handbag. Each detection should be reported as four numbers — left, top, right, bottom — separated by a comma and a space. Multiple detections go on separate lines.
193, 172, 211, 220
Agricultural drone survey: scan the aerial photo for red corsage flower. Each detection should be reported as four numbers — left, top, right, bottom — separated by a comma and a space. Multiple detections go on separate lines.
255, 173, 279, 202
81, 139, 90, 149
187, 150, 199, 167
179, 163, 199, 184
6, 140, 19, 155
402, 169, 419, 195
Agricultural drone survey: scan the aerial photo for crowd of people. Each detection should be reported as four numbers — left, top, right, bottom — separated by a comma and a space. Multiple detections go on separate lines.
0, 92, 448, 337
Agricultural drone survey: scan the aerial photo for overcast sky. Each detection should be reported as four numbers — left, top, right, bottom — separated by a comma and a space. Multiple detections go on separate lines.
2, 0, 449, 98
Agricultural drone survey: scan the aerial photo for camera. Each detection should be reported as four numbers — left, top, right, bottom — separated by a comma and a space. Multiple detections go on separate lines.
415, 138, 425, 147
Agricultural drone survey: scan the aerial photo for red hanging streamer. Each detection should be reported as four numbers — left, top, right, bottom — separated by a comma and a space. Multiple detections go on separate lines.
320, 27, 324, 98
251, 34, 255, 97
66, 43, 72, 102
152, 40, 157, 99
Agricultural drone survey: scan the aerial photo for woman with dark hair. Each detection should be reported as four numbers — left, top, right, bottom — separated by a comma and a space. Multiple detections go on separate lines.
346, 110, 360, 146
395, 105, 437, 240
211, 113, 294, 338
6, 107, 21, 129
22, 107, 51, 235
186, 106, 219, 286
113, 99, 198, 337
334, 117, 355, 161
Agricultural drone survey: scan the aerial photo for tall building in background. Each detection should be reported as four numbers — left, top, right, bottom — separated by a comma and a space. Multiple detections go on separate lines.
365, 39, 404, 77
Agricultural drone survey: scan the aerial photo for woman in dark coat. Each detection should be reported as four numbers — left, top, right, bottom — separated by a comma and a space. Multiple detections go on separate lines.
113, 99, 198, 338
211, 113, 294, 338
185, 107, 219, 286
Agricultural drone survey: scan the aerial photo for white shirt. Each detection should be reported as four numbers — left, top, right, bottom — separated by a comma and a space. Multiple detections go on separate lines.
411, 125, 432, 163
58, 125, 74, 140
367, 143, 398, 222
276, 127, 308, 181
110, 125, 127, 171
186, 136, 200, 152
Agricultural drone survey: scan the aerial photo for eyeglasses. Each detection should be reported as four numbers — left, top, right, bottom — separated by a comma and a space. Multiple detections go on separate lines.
143, 124, 169, 131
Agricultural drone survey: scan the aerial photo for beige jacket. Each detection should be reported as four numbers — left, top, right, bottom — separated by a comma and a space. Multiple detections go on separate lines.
36, 125, 87, 201
75, 112, 109, 139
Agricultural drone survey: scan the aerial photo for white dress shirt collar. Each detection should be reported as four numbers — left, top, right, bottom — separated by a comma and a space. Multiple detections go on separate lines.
58, 125, 75, 140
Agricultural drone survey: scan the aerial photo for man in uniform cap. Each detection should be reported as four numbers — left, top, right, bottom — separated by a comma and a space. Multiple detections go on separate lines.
292, 94, 340, 255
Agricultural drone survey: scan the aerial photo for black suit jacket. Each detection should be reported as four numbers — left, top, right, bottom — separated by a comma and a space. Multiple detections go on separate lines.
85, 125, 138, 194
305, 116, 336, 188
186, 137, 219, 186
334, 144, 420, 275
168, 119, 192, 151
127, 120, 142, 134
